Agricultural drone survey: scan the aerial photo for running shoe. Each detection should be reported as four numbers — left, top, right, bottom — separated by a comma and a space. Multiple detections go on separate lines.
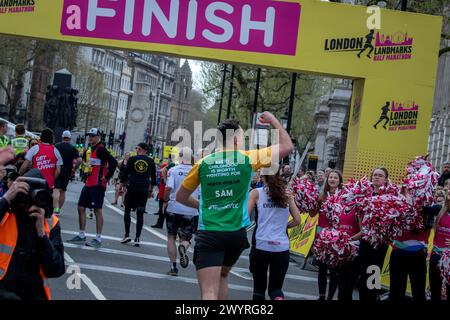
178, 244, 189, 268
120, 236, 132, 244
133, 238, 140, 247
67, 235, 86, 243
86, 239, 102, 248
167, 267, 178, 276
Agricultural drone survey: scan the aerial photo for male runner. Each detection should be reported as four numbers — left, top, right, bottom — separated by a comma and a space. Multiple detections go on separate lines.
164, 147, 199, 276
68, 128, 118, 248
120, 143, 156, 247
176, 111, 294, 300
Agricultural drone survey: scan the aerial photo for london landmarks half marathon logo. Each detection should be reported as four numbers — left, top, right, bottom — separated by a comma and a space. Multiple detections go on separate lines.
324, 30, 414, 62
373, 100, 419, 131
0, 0, 35, 14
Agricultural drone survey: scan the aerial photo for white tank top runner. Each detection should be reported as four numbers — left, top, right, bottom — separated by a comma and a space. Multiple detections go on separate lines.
255, 188, 290, 252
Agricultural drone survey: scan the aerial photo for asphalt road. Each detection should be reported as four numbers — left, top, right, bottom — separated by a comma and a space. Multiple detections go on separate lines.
48, 180, 321, 300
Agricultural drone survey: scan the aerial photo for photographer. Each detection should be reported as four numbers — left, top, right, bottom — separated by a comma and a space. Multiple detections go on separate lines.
0, 169, 65, 300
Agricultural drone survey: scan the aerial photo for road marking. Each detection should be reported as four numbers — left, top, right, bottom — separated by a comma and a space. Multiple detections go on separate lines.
232, 266, 316, 282
62, 230, 167, 249
64, 252, 107, 300
66, 261, 316, 300
64, 242, 313, 282
105, 201, 252, 280
105, 202, 168, 242
65, 242, 172, 263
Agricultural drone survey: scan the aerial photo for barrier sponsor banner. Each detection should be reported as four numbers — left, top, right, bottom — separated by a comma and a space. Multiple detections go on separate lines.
288, 214, 318, 257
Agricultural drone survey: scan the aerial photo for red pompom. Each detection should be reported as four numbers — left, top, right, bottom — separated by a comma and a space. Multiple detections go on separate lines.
439, 250, 450, 299
313, 228, 359, 268
319, 189, 346, 228
291, 177, 319, 213
360, 188, 422, 247
403, 156, 440, 211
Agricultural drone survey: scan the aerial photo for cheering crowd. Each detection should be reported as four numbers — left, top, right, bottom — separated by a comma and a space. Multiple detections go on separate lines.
0, 112, 449, 301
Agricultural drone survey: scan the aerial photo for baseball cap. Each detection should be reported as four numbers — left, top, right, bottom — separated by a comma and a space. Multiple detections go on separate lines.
62, 130, 71, 139
87, 128, 100, 137
137, 142, 150, 151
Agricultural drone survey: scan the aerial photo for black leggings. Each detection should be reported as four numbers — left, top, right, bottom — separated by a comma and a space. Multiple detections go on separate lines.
124, 206, 145, 238
336, 258, 359, 301
317, 262, 338, 300
429, 253, 450, 302
358, 240, 388, 301
249, 248, 290, 300
389, 249, 427, 301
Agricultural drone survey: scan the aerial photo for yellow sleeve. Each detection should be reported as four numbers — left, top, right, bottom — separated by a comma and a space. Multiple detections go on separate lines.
244, 147, 272, 171
182, 162, 201, 191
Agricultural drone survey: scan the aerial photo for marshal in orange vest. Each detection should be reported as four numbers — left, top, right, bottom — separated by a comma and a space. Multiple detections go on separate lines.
0, 213, 60, 300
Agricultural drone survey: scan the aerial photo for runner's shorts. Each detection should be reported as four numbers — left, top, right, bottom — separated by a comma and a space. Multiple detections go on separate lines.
54, 173, 71, 191
193, 228, 250, 271
78, 186, 106, 209
125, 189, 148, 210
166, 211, 198, 241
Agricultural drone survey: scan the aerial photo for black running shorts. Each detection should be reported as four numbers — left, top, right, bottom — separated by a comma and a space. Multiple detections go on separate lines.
78, 186, 106, 209
193, 228, 250, 271
166, 211, 198, 241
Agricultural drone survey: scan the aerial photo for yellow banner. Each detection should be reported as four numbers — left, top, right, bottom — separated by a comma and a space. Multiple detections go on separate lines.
163, 146, 179, 159
0, 0, 442, 180
288, 214, 318, 257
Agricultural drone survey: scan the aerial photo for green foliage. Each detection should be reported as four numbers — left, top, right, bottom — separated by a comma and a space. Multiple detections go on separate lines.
200, 63, 333, 150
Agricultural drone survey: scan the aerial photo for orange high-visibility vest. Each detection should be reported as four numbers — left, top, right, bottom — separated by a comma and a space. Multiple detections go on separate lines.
0, 212, 59, 300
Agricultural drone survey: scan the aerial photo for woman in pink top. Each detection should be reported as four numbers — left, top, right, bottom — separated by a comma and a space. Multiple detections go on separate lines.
429, 188, 450, 301
334, 201, 361, 300
310, 170, 343, 300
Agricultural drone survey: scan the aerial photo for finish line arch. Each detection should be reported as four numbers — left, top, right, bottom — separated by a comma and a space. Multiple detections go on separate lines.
0, 0, 442, 181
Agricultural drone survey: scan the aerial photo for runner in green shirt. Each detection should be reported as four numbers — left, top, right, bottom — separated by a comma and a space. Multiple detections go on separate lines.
176, 111, 294, 300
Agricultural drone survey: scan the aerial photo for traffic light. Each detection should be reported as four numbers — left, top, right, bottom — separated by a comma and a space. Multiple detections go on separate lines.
108, 131, 114, 148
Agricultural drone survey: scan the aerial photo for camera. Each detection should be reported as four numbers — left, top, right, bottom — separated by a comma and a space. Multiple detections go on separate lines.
12, 177, 54, 218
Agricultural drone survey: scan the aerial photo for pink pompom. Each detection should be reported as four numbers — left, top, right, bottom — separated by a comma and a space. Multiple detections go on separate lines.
439, 250, 450, 299
341, 177, 373, 216
403, 156, 440, 210
291, 177, 319, 213
320, 189, 346, 228
360, 190, 422, 247
313, 228, 358, 268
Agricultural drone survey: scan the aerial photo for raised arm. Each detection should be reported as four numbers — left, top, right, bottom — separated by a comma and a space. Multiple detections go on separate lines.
258, 111, 294, 162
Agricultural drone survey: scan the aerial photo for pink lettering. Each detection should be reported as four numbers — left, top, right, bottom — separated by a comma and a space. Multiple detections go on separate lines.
66, 5, 82, 30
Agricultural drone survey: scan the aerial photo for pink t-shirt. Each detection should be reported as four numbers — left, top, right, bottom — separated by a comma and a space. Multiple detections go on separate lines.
433, 211, 450, 253
336, 211, 359, 237
318, 212, 330, 229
